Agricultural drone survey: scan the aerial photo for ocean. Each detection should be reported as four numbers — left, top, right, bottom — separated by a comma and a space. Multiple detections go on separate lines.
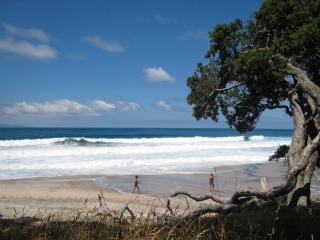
0, 128, 293, 180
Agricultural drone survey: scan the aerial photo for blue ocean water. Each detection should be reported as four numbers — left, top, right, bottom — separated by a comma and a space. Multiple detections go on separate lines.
0, 128, 293, 180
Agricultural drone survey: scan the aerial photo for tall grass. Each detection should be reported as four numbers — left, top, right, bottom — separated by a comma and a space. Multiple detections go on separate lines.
1, 204, 320, 240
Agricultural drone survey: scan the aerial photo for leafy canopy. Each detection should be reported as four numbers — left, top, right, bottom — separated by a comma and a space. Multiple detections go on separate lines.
187, 0, 320, 133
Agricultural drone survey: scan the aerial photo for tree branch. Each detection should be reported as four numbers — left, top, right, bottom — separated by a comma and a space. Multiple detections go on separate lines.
305, 96, 320, 130
188, 204, 238, 218
262, 104, 292, 116
287, 90, 307, 170
209, 82, 245, 96
272, 54, 320, 111
171, 191, 231, 204
171, 172, 302, 216
120, 203, 135, 221
200, 82, 245, 113
98, 190, 112, 214
287, 62, 320, 108
288, 131, 320, 179
166, 198, 173, 215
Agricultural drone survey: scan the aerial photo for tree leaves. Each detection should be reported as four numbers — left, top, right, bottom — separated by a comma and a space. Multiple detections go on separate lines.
186, 0, 319, 133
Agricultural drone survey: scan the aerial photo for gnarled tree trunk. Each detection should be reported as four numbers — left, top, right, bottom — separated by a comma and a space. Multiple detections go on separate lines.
285, 63, 320, 208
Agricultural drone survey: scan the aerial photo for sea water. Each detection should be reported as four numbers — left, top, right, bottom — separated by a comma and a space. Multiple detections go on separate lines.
0, 128, 293, 180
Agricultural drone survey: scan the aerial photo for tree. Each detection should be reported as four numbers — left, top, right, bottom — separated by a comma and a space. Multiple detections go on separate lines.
184, 0, 320, 209
268, 145, 290, 161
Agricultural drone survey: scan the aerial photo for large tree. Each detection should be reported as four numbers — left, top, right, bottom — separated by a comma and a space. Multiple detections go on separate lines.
185, 0, 320, 208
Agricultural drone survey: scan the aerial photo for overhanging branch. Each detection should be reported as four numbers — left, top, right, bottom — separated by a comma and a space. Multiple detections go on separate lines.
200, 82, 245, 113
209, 82, 245, 96
272, 54, 320, 111
262, 104, 292, 115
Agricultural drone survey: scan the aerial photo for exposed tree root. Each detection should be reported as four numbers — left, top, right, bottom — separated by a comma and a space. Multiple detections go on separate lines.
120, 203, 135, 221
98, 190, 135, 221
171, 190, 276, 217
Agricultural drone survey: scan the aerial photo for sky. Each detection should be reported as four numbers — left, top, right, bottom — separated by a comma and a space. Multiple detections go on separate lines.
0, 0, 293, 129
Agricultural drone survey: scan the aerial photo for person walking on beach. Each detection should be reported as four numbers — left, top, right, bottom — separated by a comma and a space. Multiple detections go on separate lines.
209, 173, 214, 192
132, 175, 140, 194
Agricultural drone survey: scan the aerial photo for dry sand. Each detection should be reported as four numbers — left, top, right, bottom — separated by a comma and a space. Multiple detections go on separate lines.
1, 161, 320, 220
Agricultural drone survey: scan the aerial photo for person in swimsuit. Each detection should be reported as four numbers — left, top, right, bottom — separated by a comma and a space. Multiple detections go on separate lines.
132, 175, 140, 194
209, 173, 214, 192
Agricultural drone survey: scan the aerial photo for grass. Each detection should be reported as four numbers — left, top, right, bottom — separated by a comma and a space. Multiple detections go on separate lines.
1, 204, 320, 240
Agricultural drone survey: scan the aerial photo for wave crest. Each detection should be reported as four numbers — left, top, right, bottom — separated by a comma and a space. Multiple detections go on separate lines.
54, 138, 109, 146
0, 135, 270, 147
248, 135, 265, 141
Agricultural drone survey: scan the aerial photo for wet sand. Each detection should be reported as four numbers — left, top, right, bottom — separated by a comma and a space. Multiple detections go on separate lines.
97, 161, 290, 198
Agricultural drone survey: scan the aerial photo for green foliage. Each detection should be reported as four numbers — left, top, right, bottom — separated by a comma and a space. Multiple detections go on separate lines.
187, 0, 320, 133
268, 145, 290, 161
254, 0, 320, 80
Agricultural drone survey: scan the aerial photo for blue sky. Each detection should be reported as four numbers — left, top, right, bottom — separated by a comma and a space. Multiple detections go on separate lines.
0, 0, 293, 128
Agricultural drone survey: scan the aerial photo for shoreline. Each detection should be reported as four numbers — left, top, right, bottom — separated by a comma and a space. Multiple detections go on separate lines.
96, 161, 290, 198
1, 161, 320, 220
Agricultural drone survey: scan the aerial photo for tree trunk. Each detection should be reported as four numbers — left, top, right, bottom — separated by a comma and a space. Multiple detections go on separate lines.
285, 66, 320, 207
287, 169, 311, 207
287, 151, 318, 207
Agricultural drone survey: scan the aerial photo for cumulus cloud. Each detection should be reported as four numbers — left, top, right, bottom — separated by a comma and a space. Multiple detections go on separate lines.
1, 99, 115, 116
144, 67, 175, 82
0, 38, 58, 60
158, 101, 172, 110
83, 36, 125, 53
2, 23, 51, 42
91, 100, 115, 111
117, 101, 140, 111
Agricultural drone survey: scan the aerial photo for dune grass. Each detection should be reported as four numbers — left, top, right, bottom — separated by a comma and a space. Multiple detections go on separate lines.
1, 203, 320, 240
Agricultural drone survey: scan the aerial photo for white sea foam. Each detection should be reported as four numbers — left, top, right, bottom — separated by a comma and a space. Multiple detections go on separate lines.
248, 135, 264, 141
0, 135, 292, 179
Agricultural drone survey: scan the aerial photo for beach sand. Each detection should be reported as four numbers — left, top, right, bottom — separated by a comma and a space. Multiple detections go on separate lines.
1, 161, 320, 220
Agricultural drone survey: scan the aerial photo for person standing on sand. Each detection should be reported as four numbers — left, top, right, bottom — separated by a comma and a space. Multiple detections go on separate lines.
132, 175, 140, 194
209, 173, 214, 192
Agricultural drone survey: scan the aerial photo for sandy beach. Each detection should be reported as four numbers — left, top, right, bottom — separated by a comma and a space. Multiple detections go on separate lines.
1, 161, 320, 220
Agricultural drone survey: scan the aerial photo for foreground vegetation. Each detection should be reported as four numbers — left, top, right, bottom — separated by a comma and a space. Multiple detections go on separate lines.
1, 204, 320, 240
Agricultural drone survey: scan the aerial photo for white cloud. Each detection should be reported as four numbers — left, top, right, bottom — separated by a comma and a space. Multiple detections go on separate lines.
154, 14, 171, 24
1, 99, 115, 116
2, 23, 51, 42
0, 23, 57, 60
0, 38, 58, 60
158, 101, 172, 110
91, 100, 115, 111
182, 30, 208, 41
83, 36, 125, 53
144, 67, 175, 82
117, 101, 140, 111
